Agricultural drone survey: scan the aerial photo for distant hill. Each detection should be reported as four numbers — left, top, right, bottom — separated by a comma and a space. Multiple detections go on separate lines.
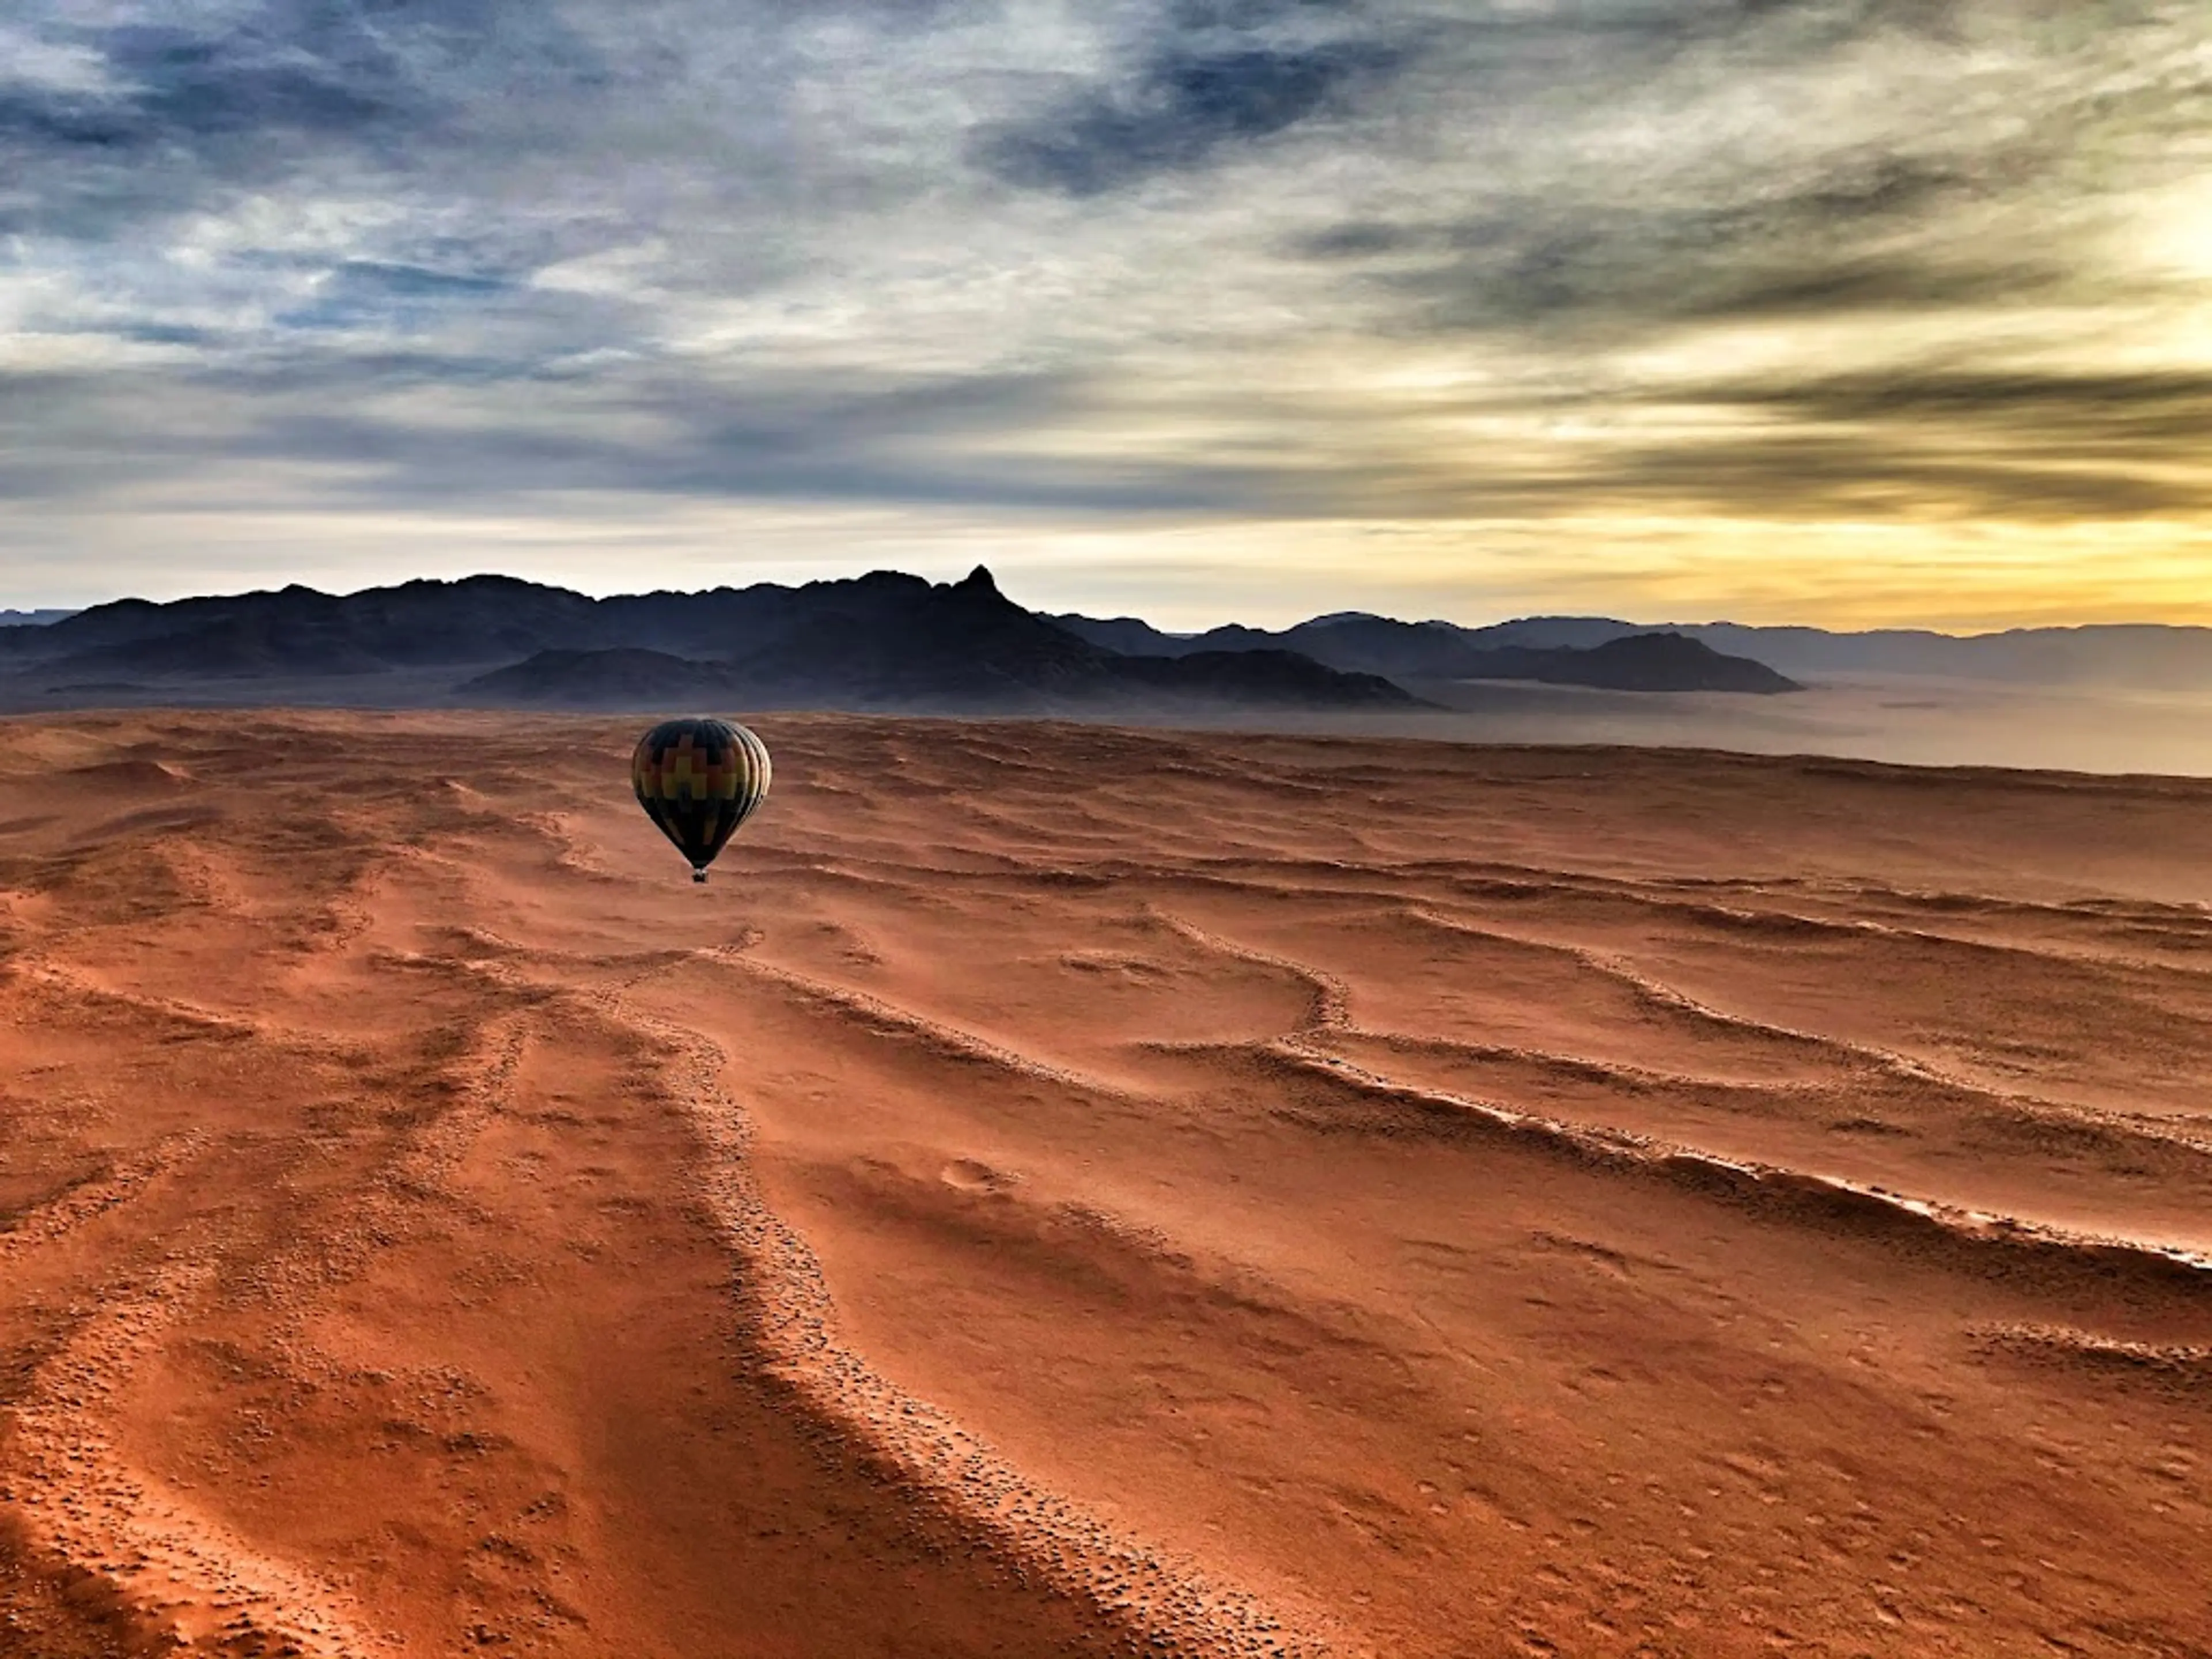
1432, 616, 2212, 687
461, 648, 747, 704
0, 567, 1422, 715
5, 577, 601, 676
1671, 622, 2212, 688
1473, 632, 1798, 694
1054, 608, 2212, 691
37, 567, 2202, 718
460, 574, 1420, 712
0, 609, 77, 627
1050, 612, 1800, 694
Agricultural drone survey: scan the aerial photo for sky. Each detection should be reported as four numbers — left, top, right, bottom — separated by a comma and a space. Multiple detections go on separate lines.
2, 0, 2208, 629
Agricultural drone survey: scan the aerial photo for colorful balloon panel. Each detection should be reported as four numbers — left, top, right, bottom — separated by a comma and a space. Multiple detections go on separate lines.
631, 718, 771, 880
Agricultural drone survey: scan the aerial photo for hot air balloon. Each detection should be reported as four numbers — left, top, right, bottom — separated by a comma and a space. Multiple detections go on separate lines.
631, 718, 771, 882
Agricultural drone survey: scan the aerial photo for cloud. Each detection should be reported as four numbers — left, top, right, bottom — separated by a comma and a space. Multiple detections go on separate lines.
976, 35, 1406, 195
1, 0, 2209, 619
0, 0, 613, 241
271, 260, 518, 330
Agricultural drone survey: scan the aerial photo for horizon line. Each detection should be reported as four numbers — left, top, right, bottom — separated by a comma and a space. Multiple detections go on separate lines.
12, 565, 2212, 644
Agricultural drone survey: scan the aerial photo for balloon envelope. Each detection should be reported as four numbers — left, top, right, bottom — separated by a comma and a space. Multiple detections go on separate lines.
631, 718, 771, 881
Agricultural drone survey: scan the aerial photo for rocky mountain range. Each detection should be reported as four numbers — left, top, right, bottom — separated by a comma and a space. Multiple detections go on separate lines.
13, 576, 2212, 702
1054, 609, 2212, 691
0, 568, 1797, 714
1051, 612, 1799, 694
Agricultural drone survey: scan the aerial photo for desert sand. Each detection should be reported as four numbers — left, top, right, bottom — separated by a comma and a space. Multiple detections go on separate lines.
1, 710, 2208, 1658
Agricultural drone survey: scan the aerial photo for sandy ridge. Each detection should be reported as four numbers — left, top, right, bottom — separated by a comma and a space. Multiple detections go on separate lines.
598, 968, 1345, 1659
1271, 1040, 2212, 1283
5, 1256, 400, 1659
1153, 911, 2212, 1286
1, 986, 532, 1656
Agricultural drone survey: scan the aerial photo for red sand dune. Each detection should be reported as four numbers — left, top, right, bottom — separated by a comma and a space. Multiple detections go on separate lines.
1, 710, 2208, 1658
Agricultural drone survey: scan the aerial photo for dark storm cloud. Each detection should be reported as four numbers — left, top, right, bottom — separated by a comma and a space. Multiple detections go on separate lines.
1440, 237, 2063, 333
1296, 150, 2066, 336
1588, 433, 2207, 521
971, 0, 1415, 196
0, 31, 392, 158
272, 261, 517, 329
1396, 364, 2212, 524
0, 345, 1267, 514
1715, 368, 2212, 450
1275, 2, 2210, 353
88, 21, 402, 139
325, 262, 513, 301
976, 37, 1406, 195
0, 0, 605, 237
1287, 155, 1988, 269
208, 360, 1278, 513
